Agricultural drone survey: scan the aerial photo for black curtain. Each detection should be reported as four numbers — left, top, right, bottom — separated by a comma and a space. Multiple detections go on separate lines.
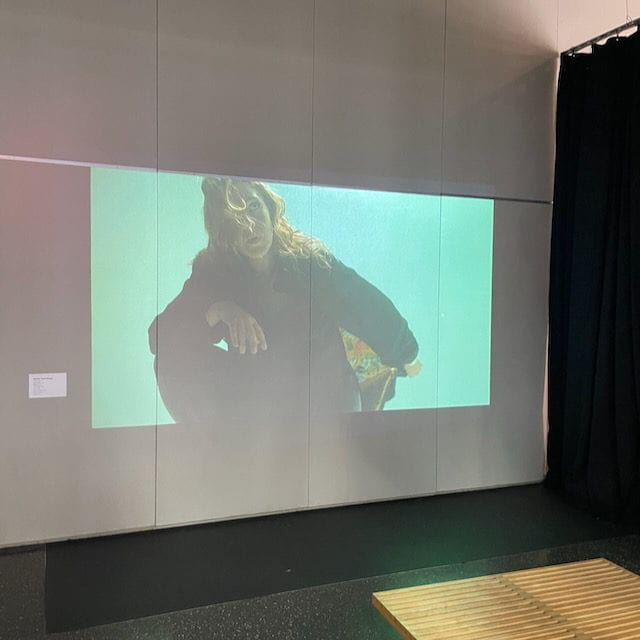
546, 31, 640, 522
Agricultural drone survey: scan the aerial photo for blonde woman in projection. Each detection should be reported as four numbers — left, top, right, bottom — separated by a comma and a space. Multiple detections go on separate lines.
149, 177, 420, 422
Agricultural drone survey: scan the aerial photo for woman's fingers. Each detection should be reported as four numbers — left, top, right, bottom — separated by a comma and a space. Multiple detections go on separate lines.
245, 321, 259, 354
253, 320, 268, 351
228, 318, 239, 349
241, 318, 265, 355
205, 306, 220, 328
237, 318, 247, 354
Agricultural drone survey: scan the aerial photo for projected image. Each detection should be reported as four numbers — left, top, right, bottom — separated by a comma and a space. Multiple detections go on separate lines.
91, 169, 493, 428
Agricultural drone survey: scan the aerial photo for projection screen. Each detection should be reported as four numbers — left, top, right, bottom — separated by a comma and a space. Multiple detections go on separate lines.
90, 168, 493, 428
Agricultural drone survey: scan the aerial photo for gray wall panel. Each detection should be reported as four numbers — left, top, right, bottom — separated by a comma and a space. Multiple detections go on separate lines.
442, 0, 558, 202
436, 201, 551, 492
0, 1, 157, 167
154, 177, 312, 526
312, 0, 445, 193
158, 0, 314, 182
155, 417, 309, 526
0, 160, 156, 547
309, 411, 437, 508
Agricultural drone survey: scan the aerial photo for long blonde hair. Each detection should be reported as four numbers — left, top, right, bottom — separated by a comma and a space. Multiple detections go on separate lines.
201, 176, 330, 266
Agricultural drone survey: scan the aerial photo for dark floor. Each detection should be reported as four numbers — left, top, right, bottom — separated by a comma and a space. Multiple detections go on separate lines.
2, 484, 639, 640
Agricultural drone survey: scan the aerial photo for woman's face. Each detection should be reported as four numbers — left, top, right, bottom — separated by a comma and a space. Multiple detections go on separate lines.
229, 187, 274, 261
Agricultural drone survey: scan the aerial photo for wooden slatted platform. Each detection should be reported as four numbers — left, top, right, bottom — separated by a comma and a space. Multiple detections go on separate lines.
373, 558, 640, 639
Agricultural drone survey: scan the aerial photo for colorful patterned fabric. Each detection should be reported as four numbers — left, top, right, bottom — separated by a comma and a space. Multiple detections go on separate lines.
340, 329, 397, 410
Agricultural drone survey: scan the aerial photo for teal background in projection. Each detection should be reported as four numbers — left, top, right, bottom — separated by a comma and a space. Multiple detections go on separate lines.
438, 198, 493, 407
91, 169, 158, 428
91, 169, 493, 427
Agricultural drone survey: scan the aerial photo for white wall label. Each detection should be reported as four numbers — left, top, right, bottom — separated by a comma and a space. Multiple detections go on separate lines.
28, 372, 67, 399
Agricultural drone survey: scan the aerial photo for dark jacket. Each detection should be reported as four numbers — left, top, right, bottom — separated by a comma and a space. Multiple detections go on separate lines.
148, 251, 417, 422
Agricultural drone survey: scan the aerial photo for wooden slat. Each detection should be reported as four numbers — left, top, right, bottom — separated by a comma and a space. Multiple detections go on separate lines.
373, 559, 640, 640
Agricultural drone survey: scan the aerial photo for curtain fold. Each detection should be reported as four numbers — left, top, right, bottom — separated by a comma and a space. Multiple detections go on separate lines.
546, 31, 640, 522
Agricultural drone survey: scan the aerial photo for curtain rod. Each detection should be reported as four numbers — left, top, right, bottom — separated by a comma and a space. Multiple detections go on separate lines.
564, 17, 640, 55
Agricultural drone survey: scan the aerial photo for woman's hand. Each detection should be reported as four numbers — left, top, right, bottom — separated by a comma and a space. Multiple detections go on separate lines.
206, 301, 267, 355
403, 358, 422, 377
